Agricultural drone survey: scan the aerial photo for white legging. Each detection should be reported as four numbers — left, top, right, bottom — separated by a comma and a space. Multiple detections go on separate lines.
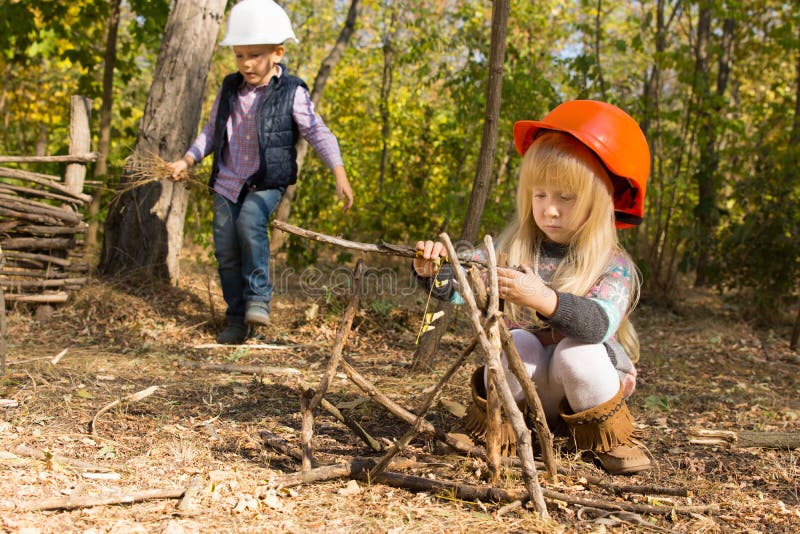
485, 329, 621, 427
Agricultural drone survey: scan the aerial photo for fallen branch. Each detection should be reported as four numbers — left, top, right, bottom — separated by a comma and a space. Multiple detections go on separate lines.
177, 477, 206, 514
259, 429, 304, 462
191, 343, 306, 351
268, 456, 426, 488
0, 152, 98, 164
89, 385, 160, 435
178, 360, 301, 376
689, 429, 800, 449
19, 487, 186, 512
14, 444, 114, 473
0, 166, 92, 203
271, 220, 488, 268
302, 260, 365, 471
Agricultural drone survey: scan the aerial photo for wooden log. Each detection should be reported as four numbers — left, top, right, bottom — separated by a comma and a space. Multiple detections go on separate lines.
2, 250, 73, 268
178, 360, 302, 377
64, 96, 92, 196
1, 237, 75, 250
0, 206, 61, 226
0, 277, 87, 289
15, 224, 88, 235
0, 220, 19, 232
301, 260, 364, 471
0, 152, 98, 164
3, 292, 69, 303
0, 194, 83, 224
0, 183, 87, 204
0, 167, 92, 203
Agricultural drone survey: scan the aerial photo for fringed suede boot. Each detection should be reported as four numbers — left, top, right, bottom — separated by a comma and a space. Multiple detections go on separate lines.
560, 386, 651, 475
460, 366, 519, 456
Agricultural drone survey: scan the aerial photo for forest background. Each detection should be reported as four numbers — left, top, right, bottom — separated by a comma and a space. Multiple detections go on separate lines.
0, 0, 798, 324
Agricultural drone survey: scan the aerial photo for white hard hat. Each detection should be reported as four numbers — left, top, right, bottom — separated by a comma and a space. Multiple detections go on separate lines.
220, 0, 299, 46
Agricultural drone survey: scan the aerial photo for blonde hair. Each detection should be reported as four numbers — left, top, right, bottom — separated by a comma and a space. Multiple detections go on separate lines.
496, 132, 641, 361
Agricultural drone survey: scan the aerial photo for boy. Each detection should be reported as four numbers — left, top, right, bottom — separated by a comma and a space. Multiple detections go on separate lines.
170, 0, 353, 344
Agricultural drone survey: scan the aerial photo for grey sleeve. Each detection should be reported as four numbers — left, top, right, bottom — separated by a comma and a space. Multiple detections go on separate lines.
412, 263, 457, 301
542, 291, 610, 343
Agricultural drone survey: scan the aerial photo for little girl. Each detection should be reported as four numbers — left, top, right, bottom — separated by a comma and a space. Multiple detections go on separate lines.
414, 100, 651, 475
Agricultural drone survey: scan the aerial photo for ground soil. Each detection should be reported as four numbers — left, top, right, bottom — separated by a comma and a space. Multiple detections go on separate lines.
1, 254, 798, 533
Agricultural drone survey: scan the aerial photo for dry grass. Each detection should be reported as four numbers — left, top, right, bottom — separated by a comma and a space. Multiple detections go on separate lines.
0, 254, 799, 532
111, 151, 207, 203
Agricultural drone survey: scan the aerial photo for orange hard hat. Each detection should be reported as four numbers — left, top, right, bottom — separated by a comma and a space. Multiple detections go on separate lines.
513, 100, 650, 229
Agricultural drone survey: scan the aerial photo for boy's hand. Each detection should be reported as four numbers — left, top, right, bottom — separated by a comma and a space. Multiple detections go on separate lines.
497, 266, 557, 317
413, 240, 447, 277
167, 155, 194, 181
334, 166, 353, 210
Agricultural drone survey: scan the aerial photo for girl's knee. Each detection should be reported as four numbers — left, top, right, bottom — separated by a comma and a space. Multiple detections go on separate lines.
550, 339, 613, 382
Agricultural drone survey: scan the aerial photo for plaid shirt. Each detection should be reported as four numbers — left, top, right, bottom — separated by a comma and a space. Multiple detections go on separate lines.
186, 66, 344, 202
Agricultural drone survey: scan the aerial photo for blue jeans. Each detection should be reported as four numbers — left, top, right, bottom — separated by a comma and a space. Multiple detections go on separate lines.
213, 188, 284, 322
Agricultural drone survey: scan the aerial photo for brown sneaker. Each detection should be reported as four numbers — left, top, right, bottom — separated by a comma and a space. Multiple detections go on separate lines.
592, 440, 652, 475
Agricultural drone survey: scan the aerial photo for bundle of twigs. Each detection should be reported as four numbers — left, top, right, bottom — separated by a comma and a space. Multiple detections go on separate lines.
113, 151, 207, 202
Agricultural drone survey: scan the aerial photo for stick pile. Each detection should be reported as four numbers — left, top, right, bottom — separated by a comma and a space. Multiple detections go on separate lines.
0, 155, 93, 304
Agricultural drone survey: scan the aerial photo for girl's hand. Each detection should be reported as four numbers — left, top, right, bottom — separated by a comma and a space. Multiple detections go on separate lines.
413, 240, 447, 277
497, 266, 557, 316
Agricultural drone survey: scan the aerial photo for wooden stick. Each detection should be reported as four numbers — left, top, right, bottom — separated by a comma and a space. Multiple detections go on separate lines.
177, 477, 206, 514
0, 183, 89, 204
440, 232, 548, 519
319, 397, 383, 452
14, 444, 114, 473
689, 429, 800, 449
0, 245, 5, 375
0, 277, 87, 289
178, 360, 301, 376
1, 268, 70, 279
0, 152, 98, 164
0, 167, 92, 203
15, 224, 88, 235
0, 194, 83, 224
3, 292, 69, 303
484, 244, 503, 482
89, 386, 159, 435
301, 261, 365, 471
2, 250, 73, 267
1, 237, 75, 251
271, 220, 488, 268
20, 487, 187, 512
269, 456, 418, 488
498, 322, 557, 478
259, 429, 304, 462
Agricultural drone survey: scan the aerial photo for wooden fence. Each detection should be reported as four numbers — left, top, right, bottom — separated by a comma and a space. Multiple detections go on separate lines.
0, 96, 96, 308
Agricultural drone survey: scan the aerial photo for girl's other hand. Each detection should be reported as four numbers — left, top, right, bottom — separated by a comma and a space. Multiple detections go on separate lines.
413, 240, 447, 277
497, 265, 556, 315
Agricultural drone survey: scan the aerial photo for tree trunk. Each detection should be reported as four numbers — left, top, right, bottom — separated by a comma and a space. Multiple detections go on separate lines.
459, 0, 510, 244
98, 0, 226, 284
378, 7, 398, 194
694, 10, 735, 287
269, 0, 360, 254
86, 0, 121, 250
